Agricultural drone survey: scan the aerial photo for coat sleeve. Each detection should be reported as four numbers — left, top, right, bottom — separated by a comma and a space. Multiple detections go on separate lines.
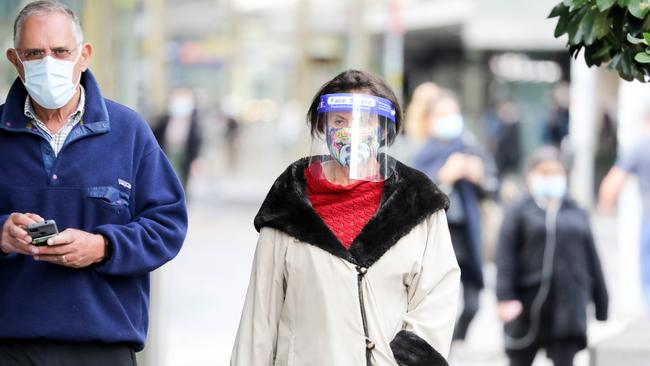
0, 214, 17, 261
584, 215, 609, 321
390, 210, 461, 366
231, 227, 288, 366
495, 204, 522, 301
93, 147, 188, 276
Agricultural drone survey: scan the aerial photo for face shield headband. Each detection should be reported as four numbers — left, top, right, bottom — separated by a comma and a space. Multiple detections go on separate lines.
312, 93, 397, 182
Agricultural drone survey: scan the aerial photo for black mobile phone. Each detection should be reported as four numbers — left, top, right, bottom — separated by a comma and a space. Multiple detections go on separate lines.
26, 220, 59, 246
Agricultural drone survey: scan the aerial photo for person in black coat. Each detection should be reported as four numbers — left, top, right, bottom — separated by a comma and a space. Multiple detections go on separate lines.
496, 146, 609, 366
153, 88, 203, 189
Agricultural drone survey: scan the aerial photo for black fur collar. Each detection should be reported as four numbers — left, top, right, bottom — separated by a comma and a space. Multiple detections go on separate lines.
254, 157, 449, 268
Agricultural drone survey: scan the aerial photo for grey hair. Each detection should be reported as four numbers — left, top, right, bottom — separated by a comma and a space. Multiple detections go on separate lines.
525, 145, 567, 174
13, 0, 84, 46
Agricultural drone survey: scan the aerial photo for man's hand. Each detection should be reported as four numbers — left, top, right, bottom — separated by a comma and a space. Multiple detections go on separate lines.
33, 229, 106, 268
1, 212, 44, 255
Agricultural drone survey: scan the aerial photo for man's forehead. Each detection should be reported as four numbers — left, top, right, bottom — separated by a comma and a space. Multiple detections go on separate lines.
16, 11, 77, 47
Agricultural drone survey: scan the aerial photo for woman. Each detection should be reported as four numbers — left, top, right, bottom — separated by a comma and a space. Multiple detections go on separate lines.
496, 146, 608, 366
409, 89, 498, 343
231, 70, 460, 366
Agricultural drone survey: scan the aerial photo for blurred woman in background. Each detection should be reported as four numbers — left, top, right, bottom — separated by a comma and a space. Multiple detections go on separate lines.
409, 89, 498, 346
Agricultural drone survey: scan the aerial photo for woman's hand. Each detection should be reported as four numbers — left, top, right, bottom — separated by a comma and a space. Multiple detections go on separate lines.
463, 155, 485, 185
497, 300, 523, 322
438, 153, 485, 186
438, 153, 467, 185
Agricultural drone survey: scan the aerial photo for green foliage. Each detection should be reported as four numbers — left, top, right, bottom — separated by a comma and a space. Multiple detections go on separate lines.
550, 0, 650, 81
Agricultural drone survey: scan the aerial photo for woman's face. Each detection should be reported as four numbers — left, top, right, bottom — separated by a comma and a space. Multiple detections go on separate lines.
327, 111, 379, 129
429, 97, 460, 126
428, 97, 463, 140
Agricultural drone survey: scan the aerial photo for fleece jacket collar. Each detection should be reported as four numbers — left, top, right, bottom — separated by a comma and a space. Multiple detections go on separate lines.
0, 70, 110, 134
254, 157, 449, 268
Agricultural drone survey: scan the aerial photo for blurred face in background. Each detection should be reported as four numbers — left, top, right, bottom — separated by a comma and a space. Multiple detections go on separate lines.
427, 96, 464, 141
527, 159, 567, 201
168, 89, 195, 119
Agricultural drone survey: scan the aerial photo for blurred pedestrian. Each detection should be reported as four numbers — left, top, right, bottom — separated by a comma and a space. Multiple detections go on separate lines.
0, 1, 187, 364
231, 70, 460, 366
543, 82, 570, 148
153, 88, 203, 189
496, 146, 608, 366
224, 114, 240, 171
404, 81, 440, 144
409, 89, 499, 345
599, 111, 650, 311
493, 101, 522, 178
497, 101, 525, 204
391, 81, 440, 162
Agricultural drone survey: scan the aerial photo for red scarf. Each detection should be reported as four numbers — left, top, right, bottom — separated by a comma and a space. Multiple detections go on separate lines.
304, 163, 384, 249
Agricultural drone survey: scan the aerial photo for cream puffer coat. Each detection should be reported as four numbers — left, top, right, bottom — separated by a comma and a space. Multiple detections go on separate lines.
231, 158, 461, 366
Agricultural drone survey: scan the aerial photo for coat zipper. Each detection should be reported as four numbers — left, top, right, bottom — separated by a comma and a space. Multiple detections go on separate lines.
356, 265, 375, 366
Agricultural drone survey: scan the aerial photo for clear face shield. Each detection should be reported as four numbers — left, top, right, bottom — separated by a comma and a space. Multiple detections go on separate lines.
309, 93, 397, 183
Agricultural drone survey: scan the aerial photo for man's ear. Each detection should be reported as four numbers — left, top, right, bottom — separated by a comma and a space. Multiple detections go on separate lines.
6, 48, 18, 67
6, 48, 25, 82
80, 43, 92, 72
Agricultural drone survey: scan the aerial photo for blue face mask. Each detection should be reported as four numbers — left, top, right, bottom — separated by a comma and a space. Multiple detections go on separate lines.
530, 175, 567, 201
431, 113, 464, 141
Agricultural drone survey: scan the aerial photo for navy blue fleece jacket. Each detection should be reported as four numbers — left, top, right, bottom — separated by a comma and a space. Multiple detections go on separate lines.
0, 70, 187, 350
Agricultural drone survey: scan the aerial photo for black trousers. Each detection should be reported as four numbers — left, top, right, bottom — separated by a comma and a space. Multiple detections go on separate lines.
452, 281, 481, 341
506, 339, 582, 366
449, 225, 481, 341
0, 340, 136, 366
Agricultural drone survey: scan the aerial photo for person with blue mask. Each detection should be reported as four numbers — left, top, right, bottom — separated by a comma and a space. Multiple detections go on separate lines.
0, 1, 187, 364
496, 146, 608, 366
410, 89, 498, 346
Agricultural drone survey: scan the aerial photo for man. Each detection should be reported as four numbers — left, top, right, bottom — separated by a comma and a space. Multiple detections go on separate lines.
0, 1, 187, 364
599, 111, 650, 312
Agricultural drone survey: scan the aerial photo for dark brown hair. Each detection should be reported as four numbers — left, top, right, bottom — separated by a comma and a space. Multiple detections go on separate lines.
306, 70, 403, 144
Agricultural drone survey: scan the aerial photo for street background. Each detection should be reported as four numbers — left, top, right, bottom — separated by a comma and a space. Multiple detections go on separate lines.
1, 0, 649, 365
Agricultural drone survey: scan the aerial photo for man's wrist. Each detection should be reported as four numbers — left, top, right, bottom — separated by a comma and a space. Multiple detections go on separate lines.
95, 234, 112, 263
